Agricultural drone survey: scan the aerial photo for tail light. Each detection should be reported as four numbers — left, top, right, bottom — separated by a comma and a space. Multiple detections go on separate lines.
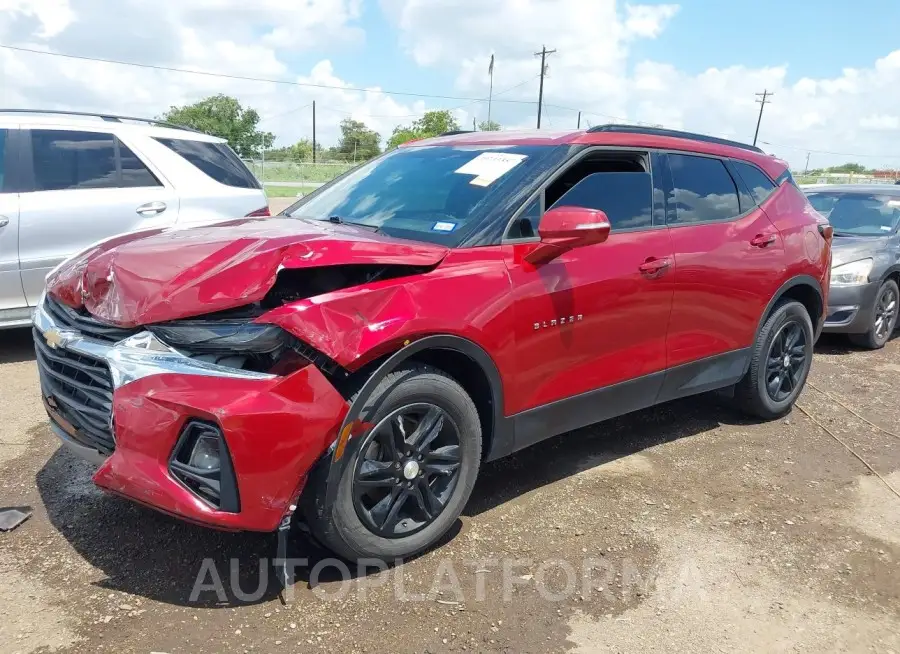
818, 223, 834, 242
246, 206, 271, 217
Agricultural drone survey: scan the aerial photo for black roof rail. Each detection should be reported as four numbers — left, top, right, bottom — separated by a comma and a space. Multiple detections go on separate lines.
0, 108, 202, 134
586, 124, 764, 154
439, 130, 475, 136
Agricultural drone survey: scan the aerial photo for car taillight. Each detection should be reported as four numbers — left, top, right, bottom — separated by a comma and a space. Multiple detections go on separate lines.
818, 223, 834, 241
246, 206, 271, 217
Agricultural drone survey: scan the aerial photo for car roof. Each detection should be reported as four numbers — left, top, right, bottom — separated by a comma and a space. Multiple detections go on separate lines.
408, 126, 788, 179
803, 184, 900, 196
0, 110, 223, 142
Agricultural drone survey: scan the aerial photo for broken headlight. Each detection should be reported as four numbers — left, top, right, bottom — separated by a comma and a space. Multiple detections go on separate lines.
146, 321, 295, 373
147, 321, 286, 354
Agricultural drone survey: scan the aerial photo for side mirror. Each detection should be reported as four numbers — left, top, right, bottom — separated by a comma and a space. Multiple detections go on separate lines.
525, 205, 611, 265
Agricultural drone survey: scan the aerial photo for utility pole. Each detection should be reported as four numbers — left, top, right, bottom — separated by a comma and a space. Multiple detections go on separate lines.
577, 111, 581, 129
487, 54, 495, 125
534, 45, 557, 129
473, 117, 477, 131
752, 90, 773, 147
312, 101, 317, 163
804, 152, 811, 174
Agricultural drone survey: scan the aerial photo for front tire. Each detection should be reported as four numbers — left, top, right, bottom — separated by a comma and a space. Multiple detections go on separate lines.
849, 279, 898, 350
736, 299, 814, 419
307, 364, 482, 562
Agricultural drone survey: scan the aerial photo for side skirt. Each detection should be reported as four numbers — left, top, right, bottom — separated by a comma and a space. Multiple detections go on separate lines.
508, 348, 750, 453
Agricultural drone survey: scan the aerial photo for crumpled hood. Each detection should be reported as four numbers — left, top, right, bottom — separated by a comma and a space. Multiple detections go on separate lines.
831, 236, 886, 268
46, 218, 449, 326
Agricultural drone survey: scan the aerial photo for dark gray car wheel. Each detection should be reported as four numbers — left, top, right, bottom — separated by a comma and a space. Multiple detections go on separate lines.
306, 364, 481, 562
849, 279, 898, 350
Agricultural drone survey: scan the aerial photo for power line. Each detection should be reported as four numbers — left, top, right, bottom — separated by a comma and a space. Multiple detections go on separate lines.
760, 140, 900, 160
752, 89, 773, 147
9, 42, 893, 160
0, 43, 540, 106
259, 103, 311, 122
313, 75, 540, 122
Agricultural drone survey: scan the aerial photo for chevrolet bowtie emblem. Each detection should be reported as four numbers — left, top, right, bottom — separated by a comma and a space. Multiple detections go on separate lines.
43, 328, 66, 349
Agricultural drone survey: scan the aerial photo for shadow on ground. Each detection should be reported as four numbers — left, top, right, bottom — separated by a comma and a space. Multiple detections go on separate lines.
814, 330, 900, 355
34, 391, 760, 609
0, 327, 35, 364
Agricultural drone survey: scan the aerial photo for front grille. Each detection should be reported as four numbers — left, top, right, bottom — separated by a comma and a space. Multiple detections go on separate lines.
45, 295, 138, 343
34, 328, 116, 455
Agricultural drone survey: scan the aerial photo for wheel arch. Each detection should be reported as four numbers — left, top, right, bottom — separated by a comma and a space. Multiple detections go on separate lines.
755, 275, 824, 345
879, 265, 900, 289
320, 334, 512, 516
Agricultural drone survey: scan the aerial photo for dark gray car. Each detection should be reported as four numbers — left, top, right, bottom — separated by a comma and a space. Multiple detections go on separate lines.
806, 185, 900, 348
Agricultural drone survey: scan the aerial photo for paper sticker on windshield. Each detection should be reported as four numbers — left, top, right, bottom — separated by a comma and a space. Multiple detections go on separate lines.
432, 221, 457, 232
455, 152, 527, 186
881, 225, 892, 231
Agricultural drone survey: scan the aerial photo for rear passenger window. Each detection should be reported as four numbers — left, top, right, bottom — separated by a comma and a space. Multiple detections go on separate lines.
733, 161, 776, 205
551, 172, 653, 230
154, 138, 261, 189
668, 154, 741, 224
118, 141, 161, 188
31, 130, 117, 191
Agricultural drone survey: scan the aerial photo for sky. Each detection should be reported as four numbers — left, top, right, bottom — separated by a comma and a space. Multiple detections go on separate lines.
2, 0, 900, 170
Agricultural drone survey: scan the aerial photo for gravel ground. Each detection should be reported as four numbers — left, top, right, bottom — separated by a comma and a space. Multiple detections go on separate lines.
1, 327, 898, 654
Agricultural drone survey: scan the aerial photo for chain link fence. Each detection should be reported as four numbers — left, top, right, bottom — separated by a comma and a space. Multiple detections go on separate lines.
241, 158, 356, 197
795, 172, 900, 186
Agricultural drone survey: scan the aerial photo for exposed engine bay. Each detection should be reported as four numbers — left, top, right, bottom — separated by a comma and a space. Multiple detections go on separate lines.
145, 263, 433, 379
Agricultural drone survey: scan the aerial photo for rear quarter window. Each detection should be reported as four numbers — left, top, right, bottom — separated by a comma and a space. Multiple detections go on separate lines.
154, 138, 261, 189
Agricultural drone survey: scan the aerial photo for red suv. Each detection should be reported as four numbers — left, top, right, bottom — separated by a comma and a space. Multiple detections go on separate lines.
35, 126, 831, 561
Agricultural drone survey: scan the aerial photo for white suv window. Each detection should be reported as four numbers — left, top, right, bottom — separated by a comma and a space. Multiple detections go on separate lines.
29, 129, 162, 191
153, 138, 261, 189
31, 129, 118, 191
119, 141, 161, 188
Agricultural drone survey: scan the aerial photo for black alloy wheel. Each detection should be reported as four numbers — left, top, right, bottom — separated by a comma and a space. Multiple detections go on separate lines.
765, 320, 808, 403
351, 403, 462, 538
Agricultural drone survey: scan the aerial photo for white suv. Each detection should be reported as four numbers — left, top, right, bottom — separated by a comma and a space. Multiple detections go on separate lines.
0, 110, 269, 328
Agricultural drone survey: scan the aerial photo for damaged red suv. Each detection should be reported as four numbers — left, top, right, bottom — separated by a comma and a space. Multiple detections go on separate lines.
35, 125, 830, 561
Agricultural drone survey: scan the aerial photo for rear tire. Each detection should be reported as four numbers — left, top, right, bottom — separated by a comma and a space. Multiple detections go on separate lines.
848, 279, 898, 350
306, 364, 481, 562
736, 299, 814, 419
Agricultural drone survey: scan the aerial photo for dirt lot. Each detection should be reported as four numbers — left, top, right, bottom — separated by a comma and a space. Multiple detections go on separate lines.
1, 328, 898, 654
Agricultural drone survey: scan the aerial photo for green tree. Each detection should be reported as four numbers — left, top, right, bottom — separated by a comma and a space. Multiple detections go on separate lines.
336, 118, 381, 161
265, 138, 314, 162
161, 95, 274, 157
387, 110, 461, 149
826, 162, 868, 174
478, 119, 501, 131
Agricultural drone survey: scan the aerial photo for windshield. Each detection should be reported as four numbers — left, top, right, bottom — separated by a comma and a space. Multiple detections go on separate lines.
284, 144, 558, 246
806, 192, 900, 236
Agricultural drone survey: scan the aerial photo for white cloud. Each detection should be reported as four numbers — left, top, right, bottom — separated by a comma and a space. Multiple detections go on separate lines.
0, 0, 399, 149
624, 3, 680, 38
384, 0, 900, 169
5, 0, 900, 169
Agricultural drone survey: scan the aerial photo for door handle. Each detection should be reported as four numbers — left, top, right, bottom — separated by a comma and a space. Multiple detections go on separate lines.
750, 233, 776, 248
0, 217, 8, 228
136, 201, 167, 216
639, 256, 672, 278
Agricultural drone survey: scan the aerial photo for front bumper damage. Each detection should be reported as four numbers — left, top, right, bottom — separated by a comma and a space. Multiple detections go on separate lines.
34, 294, 348, 532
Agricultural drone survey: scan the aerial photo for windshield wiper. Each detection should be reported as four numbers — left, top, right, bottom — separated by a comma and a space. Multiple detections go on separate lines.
327, 215, 379, 232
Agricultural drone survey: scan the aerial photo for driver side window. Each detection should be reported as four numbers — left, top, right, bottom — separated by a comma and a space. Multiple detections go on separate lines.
505, 150, 652, 239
